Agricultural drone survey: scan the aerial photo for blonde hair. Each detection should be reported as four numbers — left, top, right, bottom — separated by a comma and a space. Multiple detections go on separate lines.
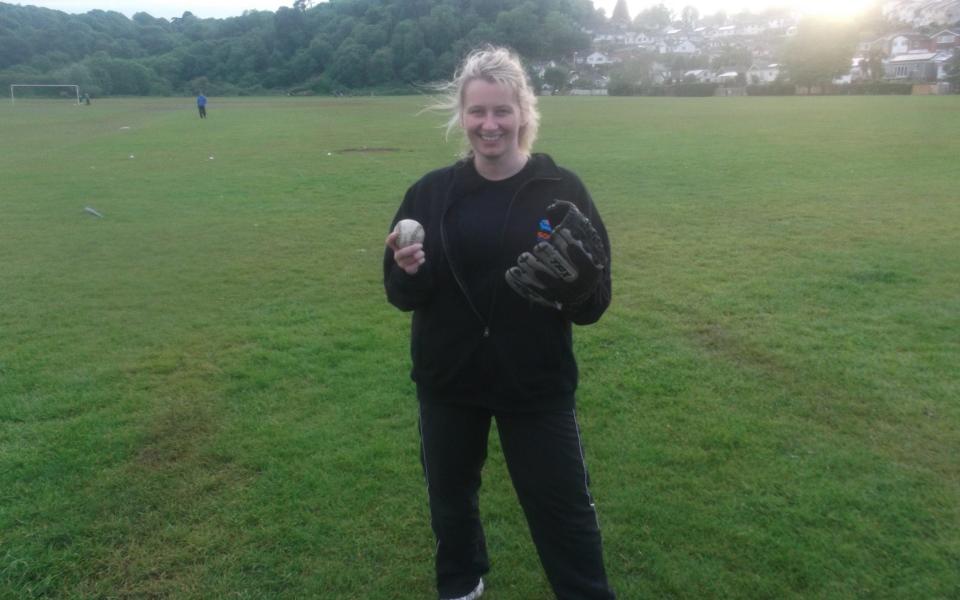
428, 46, 540, 158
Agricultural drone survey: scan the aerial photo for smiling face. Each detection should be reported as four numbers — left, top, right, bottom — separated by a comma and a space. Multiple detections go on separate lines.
461, 78, 527, 175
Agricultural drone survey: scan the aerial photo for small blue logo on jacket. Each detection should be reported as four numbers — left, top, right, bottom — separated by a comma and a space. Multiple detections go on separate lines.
537, 218, 552, 241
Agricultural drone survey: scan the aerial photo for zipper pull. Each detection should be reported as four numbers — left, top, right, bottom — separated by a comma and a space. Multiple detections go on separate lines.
483, 327, 490, 338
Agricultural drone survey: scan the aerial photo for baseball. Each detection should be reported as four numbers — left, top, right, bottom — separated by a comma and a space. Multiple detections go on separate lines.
394, 219, 425, 248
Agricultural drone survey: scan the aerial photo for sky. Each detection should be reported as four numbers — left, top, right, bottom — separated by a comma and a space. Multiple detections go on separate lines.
10, 0, 878, 21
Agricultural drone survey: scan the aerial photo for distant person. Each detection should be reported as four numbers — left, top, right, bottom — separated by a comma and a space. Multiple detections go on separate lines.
83, 93, 90, 105
384, 46, 615, 600
197, 92, 207, 119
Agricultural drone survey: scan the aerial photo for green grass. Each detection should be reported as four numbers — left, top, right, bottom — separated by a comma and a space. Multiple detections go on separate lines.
1, 95, 958, 599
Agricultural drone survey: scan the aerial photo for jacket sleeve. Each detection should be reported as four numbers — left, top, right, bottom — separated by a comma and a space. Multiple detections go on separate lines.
384, 184, 435, 312
563, 176, 612, 326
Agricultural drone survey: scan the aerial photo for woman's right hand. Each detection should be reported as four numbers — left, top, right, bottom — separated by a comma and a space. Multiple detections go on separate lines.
386, 231, 426, 275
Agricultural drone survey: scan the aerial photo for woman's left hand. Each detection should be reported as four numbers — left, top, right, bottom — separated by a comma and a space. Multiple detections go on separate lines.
386, 232, 426, 275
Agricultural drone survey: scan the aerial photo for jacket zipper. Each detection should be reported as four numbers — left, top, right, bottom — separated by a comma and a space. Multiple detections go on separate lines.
440, 171, 561, 339
441, 192, 488, 336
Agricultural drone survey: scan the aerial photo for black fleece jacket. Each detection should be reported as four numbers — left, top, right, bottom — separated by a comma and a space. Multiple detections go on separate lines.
384, 153, 612, 412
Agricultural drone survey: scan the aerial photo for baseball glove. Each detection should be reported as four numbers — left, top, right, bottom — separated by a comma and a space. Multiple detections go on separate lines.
505, 200, 607, 311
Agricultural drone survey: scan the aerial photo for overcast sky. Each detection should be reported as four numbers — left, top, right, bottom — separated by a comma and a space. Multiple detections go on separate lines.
11, 0, 876, 21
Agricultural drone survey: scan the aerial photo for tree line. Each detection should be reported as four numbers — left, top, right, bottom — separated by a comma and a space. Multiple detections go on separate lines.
0, 0, 601, 96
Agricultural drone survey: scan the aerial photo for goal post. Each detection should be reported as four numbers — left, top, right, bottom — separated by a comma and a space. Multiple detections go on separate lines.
10, 84, 81, 105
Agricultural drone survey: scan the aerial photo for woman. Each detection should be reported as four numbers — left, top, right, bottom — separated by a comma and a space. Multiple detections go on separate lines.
383, 47, 615, 600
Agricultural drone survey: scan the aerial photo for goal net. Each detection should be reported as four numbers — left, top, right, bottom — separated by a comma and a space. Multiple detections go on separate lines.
10, 84, 81, 105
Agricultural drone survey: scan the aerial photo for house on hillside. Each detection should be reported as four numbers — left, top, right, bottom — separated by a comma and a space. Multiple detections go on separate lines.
885, 52, 940, 81
934, 50, 957, 80
585, 52, 616, 66
684, 69, 715, 83
890, 33, 932, 56
717, 71, 741, 85
740, 23, 766, 36
703, 38, 727, 51
930, 29, 960, 51
658, 39, 699, 54
747, 63, 782, 84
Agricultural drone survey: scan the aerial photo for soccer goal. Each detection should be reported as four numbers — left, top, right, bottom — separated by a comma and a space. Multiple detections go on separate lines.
10, 84, 81, 105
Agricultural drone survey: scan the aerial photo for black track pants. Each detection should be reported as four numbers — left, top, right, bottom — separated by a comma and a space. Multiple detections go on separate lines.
418, 401, 616, 599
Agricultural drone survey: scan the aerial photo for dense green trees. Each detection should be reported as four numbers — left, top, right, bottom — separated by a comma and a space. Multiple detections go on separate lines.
632, 3, 671, 31
0, 0, 595, 95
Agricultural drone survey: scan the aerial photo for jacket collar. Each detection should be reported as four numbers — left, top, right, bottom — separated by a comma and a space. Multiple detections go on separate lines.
449, 153, 561, 200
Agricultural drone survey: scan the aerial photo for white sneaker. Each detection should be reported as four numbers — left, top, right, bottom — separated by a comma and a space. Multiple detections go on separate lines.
443, 578, 484, 600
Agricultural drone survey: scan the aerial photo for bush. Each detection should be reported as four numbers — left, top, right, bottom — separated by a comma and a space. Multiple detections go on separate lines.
607, 82, 713, 97
606, 80, 639, 96
839, 82, 913, 95
746, 83, 796, 96
672, 82, 718, 97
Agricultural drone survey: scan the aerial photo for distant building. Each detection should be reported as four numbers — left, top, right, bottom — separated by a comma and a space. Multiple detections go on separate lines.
585, 52, 616, 66
658, 39, 699, 54
748, 63, 782, 84
717, 71, 740, 84
684, 69, 715, 83
930, 29, 960, 51
890, 33, 932, 56
885, 52, 940, 81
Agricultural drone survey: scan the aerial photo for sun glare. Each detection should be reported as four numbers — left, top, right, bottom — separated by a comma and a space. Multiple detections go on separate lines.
616, 2, 880, 22
796, 0, 874, 20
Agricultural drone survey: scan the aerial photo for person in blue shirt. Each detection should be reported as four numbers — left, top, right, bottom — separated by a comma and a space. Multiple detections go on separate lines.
197, 92, 207, 119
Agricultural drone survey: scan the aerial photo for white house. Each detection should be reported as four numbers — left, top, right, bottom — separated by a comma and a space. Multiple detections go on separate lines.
585, 52, 616, 66
658, 39, 699, 54
747, 63, 782, 84
717, 25, 737, 37
890, 35, 912, 56
684, 69, 715, 83
717, 71, 740, 84
631, 32, 655, 45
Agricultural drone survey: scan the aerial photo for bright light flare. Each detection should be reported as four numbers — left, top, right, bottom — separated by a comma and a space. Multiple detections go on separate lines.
795, 0, 875, 20
613, 2, 878, 22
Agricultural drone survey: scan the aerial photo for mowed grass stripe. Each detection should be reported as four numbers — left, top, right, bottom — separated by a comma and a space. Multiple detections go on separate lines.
1, 96, 958, 599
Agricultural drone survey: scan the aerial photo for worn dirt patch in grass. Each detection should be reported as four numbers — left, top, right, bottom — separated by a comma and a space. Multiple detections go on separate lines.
337, 147, 402, 153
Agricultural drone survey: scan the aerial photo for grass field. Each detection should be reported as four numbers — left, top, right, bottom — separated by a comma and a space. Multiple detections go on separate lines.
1, 94, 958, 599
